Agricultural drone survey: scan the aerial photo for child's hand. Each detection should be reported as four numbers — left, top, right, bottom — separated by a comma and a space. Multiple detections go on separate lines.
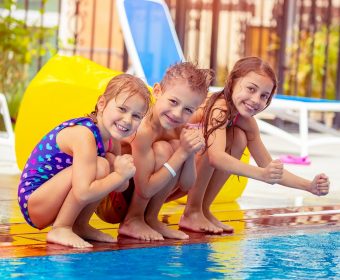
263, 159, 283, 184
309, 173, 329, 196
179, 128, 205, 155
114, 154, 136, 180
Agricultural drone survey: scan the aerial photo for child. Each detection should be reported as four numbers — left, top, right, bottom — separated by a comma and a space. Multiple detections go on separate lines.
178, 56, 330, 234
96, 62, 212, 240
17, 74, 150, 248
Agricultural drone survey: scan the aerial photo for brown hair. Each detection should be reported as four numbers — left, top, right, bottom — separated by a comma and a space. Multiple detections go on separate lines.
88, 73, 150, 122
160, 62, 214, 96
202, 56, 277, 149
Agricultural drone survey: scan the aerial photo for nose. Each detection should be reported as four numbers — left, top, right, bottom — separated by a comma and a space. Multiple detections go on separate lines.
251, 93, 261, 107
172, 107, 183, 120
122, 113, 132, 125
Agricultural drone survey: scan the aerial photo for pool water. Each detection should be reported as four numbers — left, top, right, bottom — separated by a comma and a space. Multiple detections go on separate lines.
1, 230, 339, 279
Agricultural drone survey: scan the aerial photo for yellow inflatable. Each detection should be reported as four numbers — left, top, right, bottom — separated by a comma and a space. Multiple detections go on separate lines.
15, 55, 122, 170
15, 54, 249, 203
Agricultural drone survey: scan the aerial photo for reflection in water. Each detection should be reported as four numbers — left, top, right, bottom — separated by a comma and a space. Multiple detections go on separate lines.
208, 238, 265, 276
0, 230, 339, 279
0, 224, 13, 245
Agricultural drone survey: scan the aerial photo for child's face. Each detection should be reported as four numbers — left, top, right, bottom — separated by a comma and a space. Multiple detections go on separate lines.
101, 91, 147, 140
232, 71, 274, 117
154, 81, 205, 129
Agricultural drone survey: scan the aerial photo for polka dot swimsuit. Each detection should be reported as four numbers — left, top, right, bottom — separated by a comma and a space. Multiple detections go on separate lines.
17, 117, 105, 228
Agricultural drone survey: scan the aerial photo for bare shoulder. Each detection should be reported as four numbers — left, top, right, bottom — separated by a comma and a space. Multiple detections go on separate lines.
57, 125, 96, 154
236, 116, 260, 140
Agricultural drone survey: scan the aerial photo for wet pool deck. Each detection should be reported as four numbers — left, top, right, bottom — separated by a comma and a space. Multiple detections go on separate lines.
1, 133, 340, 258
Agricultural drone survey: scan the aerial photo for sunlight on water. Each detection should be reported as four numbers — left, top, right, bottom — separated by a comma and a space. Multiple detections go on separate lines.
0, 230, 339, 279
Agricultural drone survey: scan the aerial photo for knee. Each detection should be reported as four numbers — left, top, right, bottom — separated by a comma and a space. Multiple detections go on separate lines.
153, 141, 174, 170
96, 157, 110, 179
231, 128, 247, 159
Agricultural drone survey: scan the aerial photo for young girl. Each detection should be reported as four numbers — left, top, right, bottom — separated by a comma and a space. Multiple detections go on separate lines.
96, 62, 212, 241
179, 56, 330, 234
17, 74, 150, 248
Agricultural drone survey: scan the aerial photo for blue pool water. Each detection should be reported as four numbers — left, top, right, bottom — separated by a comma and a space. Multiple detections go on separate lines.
1, 230, 339, 279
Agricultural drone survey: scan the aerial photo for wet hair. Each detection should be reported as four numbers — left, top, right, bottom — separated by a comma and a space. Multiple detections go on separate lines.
202, 56, 277, 149
160, 62, 214, 96
88, 74, 150, 122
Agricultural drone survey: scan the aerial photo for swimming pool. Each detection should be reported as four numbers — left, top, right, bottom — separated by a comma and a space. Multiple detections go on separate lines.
1, 229, 339, 279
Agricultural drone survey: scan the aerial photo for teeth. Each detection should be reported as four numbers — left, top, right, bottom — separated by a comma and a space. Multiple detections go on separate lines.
116, 123, 128, 132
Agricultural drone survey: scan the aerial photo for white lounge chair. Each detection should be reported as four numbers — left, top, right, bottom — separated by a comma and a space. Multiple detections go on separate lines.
116, 0, 340, 156
258, 95, 340, 156
0, 93, 19, 173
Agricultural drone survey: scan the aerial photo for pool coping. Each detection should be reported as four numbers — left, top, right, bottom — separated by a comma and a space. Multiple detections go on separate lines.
1, 204, 339, 259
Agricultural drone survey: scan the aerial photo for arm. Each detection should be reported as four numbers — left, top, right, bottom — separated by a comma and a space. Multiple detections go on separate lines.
278, 169, 329, 195
207, 127, 273, 182
206, 113, 272, 183
131, 129, 191, 199
205, 101, 282, 184
244, 118, 329, 194
167, 130, 204, 192
60, 126, 133, 202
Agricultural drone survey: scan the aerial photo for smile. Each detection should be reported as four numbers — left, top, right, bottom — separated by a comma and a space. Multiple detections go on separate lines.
164, 114, 180, 124
244, 102, 257, 113
115, 123, 129, 132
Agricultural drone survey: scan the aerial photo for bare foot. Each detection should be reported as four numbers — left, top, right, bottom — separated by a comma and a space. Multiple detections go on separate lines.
179, 211, 223, 234
74, 224, 116, 243
147, 218, 189, 240
118, 217, 164, 241
47, 226, 93, 248
204, 211, 234, 233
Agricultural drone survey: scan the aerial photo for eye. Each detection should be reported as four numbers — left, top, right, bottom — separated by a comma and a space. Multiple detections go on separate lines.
184, 108, 194, 114
118, 106, 127, 112
132, 114, 142, 121
261, 94, 270, 101
247, 87, 256, 93
169, 99, 177, 105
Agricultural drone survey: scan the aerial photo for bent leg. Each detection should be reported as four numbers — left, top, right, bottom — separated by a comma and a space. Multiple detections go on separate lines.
118, 141, 176, 241
30, 157, 111, 248
73, 200, 116, 243
179, 152, 222, 233
202, 169, 234, 232
145, 140, 189, 240
118, 190, 163, 241
180, 128, 247, 233
28, 166, 73, 229
73, 156, 116, 243
203, 128, 247, 232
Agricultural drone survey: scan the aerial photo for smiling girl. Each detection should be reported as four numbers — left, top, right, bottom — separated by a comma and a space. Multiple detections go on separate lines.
17, 74, 150, 248
178, 57, 330, 234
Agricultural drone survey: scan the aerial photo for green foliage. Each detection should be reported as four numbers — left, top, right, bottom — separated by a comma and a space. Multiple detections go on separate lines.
284, 25, 339, 99
0, 0, 56, 122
